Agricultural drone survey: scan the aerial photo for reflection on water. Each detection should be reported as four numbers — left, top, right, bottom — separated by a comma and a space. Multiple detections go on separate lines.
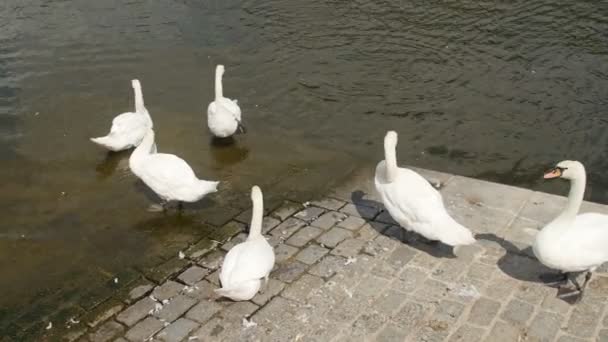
1, 0, 607, 337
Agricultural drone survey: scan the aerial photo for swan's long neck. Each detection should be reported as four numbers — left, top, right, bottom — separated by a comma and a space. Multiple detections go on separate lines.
248, 190, 264, 240
134, 85, 145, 114
553, 172, 586, 226
384, 139, 398, 182
215, 69, 223, 101
129, 130, 154, 172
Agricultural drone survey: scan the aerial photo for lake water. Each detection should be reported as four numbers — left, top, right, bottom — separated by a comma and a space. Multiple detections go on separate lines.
1, 0, 607, 337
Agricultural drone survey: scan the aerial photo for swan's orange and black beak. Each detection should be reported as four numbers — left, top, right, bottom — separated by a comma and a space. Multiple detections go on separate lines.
543, 167, 563, 179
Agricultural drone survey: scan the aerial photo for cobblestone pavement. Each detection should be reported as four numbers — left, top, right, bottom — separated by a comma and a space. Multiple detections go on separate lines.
38, 167, 608, 341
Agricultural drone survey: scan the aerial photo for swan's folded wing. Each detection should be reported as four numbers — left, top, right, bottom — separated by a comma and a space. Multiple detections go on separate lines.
382, 169, 447, 239
140, 154, 197, 186
220, 243, 247, 286
571, 213, 608, 265
226, 240, 274, 284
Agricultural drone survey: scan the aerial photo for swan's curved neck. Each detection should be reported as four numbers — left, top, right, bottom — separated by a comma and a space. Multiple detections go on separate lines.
215, 70, 223, 100
129, 131, 154, 171
384, 140, 398, 182
248, 193, 264, 239
133, 85, 146, 114
554, 173, 586, 224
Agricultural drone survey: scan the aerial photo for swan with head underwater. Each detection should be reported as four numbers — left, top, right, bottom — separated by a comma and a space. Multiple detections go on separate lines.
374, 131, 476, 248
129, 129, 219, 210
533, 160, 608, 298
207, 64, 245, 138
91, 79, 155, 152
215, 185, 275, 301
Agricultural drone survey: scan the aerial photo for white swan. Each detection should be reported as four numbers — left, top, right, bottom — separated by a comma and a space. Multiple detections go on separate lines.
533, 160, 608, 294
374, 131, 475, 247
129, 129, 219, 208
207, 65, 244, 138
215, 186, 275, 301
91, 79, 154, 151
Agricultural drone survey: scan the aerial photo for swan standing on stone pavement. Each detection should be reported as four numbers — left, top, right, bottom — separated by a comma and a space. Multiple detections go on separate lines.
91, 79, 154, 152
129, 129, 219, 210
207, 65, 245, 138
374, 131, 476, 248
533, 160, 608, 298
215, 186, 275, 301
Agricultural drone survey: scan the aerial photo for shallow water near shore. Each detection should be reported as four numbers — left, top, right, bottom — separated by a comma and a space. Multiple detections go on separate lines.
1, 0, 607, 336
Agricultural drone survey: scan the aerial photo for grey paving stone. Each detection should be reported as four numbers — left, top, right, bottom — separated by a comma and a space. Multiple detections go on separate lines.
260, 217, 281, 234
184, 280, 216, 301
386, 244, 418, 270
154, 295, 197, 322
466, 262, 495, 281
376, 323, 409, 341
373, 290, 408, 316
296, 244, 329, 265
500, 299, 534, 325
252, 278, 286, 306
374, 210, 398, 226
527, 311, 562, 342
316, 227, 353, 248
185, 301, 222, 324
434, 300, 466, 324
337, 215, 367, 231
271, 201, 302, 221
484, 320, 525, 342
598, 329, 608, 342
448, 324, 484, 342
88, 320, 124, 342
286, 226, 323, 247
442, 175, 532, 215
310, 211, 347, 230
272, 260, 308, 283
116, 297, 156, 326
540, 291, 571, 315
220, 301, 259, 319
356, 222, 387, 241
391, 267, 428, 293
311, 197, 346, 211
127, 283, 154, 304
414, 278, 450, 302
83, 299, 124, 328
350, 310, 388, 338
197, 250, 225, 270
220, 233, 247, 252
177, 266, 209, 285
566, 295, 604, 338
412, 321, 451, 342
274, 243, 299, 263
392, 301, 431, 330
206, 269, 220, 285
151, 281, 183, 302
269, 217, 306, 239
341, 203, 380, 220
513, 283, 550, 306
185, 238, 217, 260
155, 318, 198, 342
294, 206, 325, 223
124, 316, 164, 342
331, 238, 365, 258
468, 297, 501, 326
556, 335, 588, 342
282, 274, 325, 302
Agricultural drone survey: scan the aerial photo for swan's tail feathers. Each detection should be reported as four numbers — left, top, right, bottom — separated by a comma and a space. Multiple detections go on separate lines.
199, 180, 220, 195
90, 136, 124, 152
440, 215, 476, 247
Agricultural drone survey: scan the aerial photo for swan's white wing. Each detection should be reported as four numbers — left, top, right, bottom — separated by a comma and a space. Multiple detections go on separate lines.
219, 243, 247, 286
376, 167, 447, 241
109, 112, 150, 144
568, 213, 608, 267
217, 98, 242, 122
138, 154, 198, 199
223, 239, 274, 285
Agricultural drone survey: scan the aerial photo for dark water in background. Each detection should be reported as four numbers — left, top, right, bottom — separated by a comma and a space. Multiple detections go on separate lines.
0, 0, 607, 333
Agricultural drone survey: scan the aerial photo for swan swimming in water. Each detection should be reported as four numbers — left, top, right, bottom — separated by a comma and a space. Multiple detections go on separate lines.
207, 65, 245, 138
215, 186, 275, 301
533, 160, 608, 298
374, 131, 475, 247
91, 79, 154, 151
129, 129, 219, 209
